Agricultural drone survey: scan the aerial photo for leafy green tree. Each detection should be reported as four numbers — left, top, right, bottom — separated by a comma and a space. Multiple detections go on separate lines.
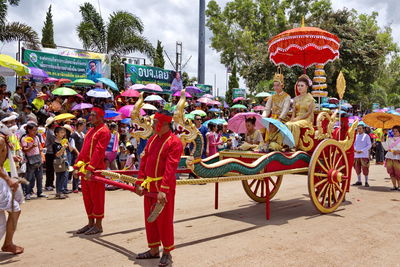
76, 2, 155, 89
0, 0, 40, 49
41, 5, 56, 48
182, 71, 197, 87
207, 0, 398, 108
227, 64, 239, 106
153, 40, 165, 68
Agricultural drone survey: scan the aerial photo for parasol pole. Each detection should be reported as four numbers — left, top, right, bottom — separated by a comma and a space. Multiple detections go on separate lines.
336, 71, 346, 140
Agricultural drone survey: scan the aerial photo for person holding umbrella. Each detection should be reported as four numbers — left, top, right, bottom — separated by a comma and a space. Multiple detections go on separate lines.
382, 125, 400, 190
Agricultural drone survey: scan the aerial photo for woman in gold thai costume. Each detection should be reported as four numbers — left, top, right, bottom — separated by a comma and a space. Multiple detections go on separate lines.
286, 75, 315, 148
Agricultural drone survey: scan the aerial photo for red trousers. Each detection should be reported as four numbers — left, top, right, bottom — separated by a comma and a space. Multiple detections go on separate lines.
144, 190, 175, 252
81, 178, 105, 219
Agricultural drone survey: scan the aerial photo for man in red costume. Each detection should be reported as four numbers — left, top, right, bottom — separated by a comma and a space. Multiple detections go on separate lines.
73, 107, 111, 235
333, 115, 355, 192
135, 110, 183, 267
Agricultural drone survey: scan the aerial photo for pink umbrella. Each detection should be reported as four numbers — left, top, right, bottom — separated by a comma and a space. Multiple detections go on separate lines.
228, 112, 264, 134
253, 105, 265, 111
118, 105, 134, 117
197, 97, 213, 104
76, 94, 84, 100
121, 89, 140, 97
233, 97, 245, 103
173, 91, 192, 98
129, 84, 145, 90
43, 77, 59, 84
144, 83, 163, 92
208, 100, 221, 106
202, 94, 213, 98
71, 103, 93, 110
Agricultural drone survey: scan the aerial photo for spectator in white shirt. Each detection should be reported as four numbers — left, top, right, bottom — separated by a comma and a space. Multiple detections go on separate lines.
382, 125, 400, 190
353, 125, 372, 187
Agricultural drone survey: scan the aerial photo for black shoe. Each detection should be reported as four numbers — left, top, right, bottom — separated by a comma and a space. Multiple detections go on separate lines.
365, 183, 370, 187
390, 187, 398, 191
352, 181, 362, 186
62, 190, 73, 194
159, 253, 172, 267
37, 194, 48, 198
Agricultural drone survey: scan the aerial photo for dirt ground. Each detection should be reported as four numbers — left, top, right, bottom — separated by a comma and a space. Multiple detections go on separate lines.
0, 164, 399, 267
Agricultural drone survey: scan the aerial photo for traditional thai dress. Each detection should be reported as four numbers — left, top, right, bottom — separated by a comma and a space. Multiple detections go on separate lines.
266, 129, 283, 151
286, 93, 315, 148
262, 91, 291, 121
382, 136, 400, 180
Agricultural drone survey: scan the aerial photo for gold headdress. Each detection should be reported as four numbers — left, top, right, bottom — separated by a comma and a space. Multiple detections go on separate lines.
273, 67, 284, 87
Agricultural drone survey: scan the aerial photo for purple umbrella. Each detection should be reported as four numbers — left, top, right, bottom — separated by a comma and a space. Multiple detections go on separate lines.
173, 91, 192, 98
129, 84, 145, 90
28, 67, 48, 78
118, 105, 147, 117
224, 101, 229, 108
185, 86, 203, 95
228, 112, 264, 134
72, 103, 93, 110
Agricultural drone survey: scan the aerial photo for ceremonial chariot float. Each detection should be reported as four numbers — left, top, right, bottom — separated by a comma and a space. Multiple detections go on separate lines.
93, 23, 357, 220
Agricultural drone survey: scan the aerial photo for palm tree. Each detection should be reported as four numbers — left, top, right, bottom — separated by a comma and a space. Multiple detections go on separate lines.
76, 2, 155, 88
0, 0, 40, 49
76, 2, 154, 58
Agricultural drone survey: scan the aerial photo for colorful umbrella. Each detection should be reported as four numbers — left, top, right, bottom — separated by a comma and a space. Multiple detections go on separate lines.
121, 89, 140, 97
129, 84, 146, 90
145, 95, 164, 102
185, 113, 195, 120
56, 78, 72, 85
223, 101, 229, 108
71, 103, 93, 110
118, 105, 135, 117
268, 26, 340, 69
144, 83, 163, 92
202, 94, 213, 98
142, 103, 158, 111
190, 110, 207, 117
362, 113, 400, 129
203, 118, 227, 127
54, 113, 75, 121
87, 88, 112, 98
27, 67, 48, 78
197, 97, 213, 104
231, 104, 247, 109
0, 54, 30, 76
97, 77, 118, 91
52, 87, 78, 96
233, 97, 245, 103
72, 78, 96, 86
43, 77, 59, 84
328, 104, 337, 108
228, 112, 263, 134
121, 118, 131, 124
253, 105, 265, 111
209, 100, 221, 106
262, 118, 295, 148
173, 91, 192, 98
185, 86, 203, 95
105, 110, 121, 118
255, 92, 272, 98
209, 108, 221, 113
328, 98, 339, 104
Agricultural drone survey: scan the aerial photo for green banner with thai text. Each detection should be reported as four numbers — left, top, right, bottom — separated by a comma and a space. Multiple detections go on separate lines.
125, 63, 173, 91
22, 48, 103, 81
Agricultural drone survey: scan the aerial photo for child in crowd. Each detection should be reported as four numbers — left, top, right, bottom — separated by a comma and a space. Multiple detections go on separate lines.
124, 145, 137, 171
53, 126, 69, 199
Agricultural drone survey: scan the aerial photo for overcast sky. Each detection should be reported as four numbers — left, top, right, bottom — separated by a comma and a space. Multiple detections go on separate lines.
1, 0, 399, 95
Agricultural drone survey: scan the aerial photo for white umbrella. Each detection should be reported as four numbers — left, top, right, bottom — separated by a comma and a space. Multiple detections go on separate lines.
142, 103, 158, 111
86, 88, 112, 98
145, 95, 164, 102
256, 92, 272, 98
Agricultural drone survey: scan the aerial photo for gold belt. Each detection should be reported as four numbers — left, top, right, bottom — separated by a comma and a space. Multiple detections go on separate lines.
141, 176, 162, 191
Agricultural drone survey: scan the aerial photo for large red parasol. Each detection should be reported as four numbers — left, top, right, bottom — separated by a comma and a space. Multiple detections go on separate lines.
268, 26, 340, 70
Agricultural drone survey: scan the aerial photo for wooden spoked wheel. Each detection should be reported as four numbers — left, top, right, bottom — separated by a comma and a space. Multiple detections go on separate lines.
242, 175, 283, 203
308, 139, 350, 213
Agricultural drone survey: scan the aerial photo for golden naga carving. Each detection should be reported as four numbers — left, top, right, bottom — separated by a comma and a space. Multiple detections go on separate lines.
172, 89, 199, 147
315, 111, 337, 140
130, 92, 153, 140
338, 119, 358, 151
298, 126, 315, 151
